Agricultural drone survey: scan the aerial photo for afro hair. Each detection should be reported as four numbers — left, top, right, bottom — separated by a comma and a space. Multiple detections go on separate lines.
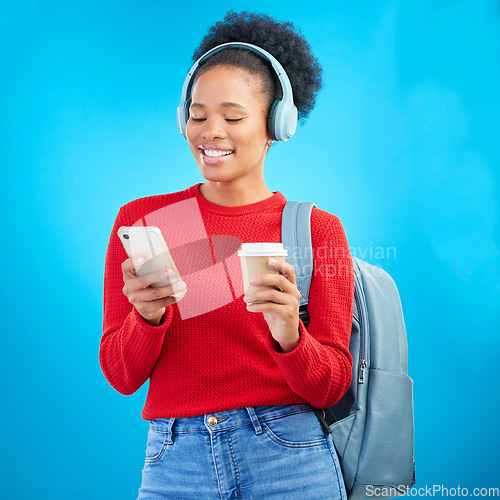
191, 11, 323, 123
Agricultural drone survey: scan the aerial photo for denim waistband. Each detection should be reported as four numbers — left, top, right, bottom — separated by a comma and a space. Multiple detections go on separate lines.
149, 403, 321, 443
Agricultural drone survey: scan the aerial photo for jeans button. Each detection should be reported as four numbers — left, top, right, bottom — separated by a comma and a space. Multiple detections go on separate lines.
208, 416, 218, 426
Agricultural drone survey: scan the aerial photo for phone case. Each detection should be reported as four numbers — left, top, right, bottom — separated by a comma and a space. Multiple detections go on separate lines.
117, 226, 185, 297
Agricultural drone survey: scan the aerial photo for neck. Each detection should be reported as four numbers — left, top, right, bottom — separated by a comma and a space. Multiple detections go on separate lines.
199, 180, 274, 207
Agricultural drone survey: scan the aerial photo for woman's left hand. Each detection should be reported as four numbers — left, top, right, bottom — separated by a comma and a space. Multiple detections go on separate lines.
243, 258, 301, 353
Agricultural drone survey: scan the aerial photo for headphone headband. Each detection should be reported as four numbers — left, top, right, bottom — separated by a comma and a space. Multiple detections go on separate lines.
177, 42, 298, 141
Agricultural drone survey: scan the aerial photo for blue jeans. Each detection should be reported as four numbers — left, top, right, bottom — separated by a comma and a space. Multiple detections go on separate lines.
137, 403, 347, 499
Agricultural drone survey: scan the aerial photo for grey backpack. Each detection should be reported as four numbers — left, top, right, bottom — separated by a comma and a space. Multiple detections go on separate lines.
281, 201, 415, 500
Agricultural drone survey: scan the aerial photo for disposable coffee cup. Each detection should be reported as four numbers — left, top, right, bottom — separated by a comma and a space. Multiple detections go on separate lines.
238, 243, 288, 302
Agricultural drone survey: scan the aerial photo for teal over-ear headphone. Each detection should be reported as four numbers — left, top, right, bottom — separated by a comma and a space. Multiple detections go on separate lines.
177, 42, 298, 142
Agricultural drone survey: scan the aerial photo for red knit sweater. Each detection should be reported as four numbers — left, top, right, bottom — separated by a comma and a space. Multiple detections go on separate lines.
100, 183, 354, 419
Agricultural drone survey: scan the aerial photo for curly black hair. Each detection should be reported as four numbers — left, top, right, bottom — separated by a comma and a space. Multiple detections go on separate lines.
191, 11, 323, 123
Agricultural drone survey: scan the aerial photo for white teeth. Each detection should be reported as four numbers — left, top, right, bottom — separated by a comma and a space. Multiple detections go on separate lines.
203, 149, 234, 157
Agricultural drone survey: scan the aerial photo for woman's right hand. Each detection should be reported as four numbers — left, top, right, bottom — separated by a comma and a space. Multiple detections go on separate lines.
121, 257, 187, 326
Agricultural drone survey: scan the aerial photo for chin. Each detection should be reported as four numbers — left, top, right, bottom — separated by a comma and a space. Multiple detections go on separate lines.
195, 159, 237, 180
199, 172, 235, 184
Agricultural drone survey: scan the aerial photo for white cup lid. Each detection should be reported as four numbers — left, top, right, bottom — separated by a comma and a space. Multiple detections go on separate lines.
237, 242, 288, 256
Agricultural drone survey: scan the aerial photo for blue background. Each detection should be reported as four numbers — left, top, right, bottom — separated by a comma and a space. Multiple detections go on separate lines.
1, 1, 499, 498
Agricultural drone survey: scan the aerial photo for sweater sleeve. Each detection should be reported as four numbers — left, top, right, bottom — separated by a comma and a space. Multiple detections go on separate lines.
265, 210, 354, 408
99, 205, 175, 396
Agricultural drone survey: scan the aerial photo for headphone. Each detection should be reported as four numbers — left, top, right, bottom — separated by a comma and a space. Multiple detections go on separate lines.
177, 42, 298, 142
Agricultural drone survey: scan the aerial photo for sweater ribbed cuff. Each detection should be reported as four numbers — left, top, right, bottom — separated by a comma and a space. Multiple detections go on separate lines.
265, 318, 308, 360
264, 319, 345, 408
130, 304, 174, 332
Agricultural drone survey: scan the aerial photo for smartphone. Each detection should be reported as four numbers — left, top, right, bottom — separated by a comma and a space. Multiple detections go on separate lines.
117, 226, 185, 298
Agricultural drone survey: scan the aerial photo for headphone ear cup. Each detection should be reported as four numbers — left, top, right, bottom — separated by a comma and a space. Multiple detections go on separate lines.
177, 99, 191, 139
286, 105, 298, 139
177, 106, 185, 138
272, 99, 297, 141
267, 99, 280, 140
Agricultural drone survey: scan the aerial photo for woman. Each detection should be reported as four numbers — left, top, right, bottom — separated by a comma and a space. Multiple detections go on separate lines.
100, 11, 354, 499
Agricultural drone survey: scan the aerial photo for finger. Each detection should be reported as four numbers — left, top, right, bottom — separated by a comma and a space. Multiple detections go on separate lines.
121, 256, 146, 279
137, 267, 178, 287
142, 295, 178, 311
244, 288, 295, 306
138, 294, 181, 320
128, 284, 187, 323
250, 273, 298, 295
122, 257, 136, 278
267, 258, 297, 284
246, 301, 279, 313
132, 280, 187, 302
245, 301, 296, 316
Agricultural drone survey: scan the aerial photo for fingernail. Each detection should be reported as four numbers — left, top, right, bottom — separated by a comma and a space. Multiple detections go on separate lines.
249, 277, 257, 284
136, 257, 144, 265
269, 258, 279, 265
164, 269, 174, 278
173, 281, 186, 293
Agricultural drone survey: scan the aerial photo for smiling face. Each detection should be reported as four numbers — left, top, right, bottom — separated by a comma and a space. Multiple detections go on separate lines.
186, 65, 272, 187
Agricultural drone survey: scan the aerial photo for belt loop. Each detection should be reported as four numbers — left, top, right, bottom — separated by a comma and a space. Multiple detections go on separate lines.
165, 417, 176, 444
245, 407, 262, 435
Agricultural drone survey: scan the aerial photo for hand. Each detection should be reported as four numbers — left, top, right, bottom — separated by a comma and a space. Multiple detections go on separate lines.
243, 258, 301, 353
121, 256, 187, 326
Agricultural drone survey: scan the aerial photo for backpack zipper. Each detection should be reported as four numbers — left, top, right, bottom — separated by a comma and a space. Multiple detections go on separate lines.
359, 359, 367, 383
354, 262, 368, 384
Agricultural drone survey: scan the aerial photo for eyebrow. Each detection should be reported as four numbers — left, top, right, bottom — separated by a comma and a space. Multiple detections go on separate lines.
190, 102, 248, 111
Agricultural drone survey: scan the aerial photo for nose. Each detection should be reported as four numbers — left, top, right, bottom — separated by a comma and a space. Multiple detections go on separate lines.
202, 117, 227, 140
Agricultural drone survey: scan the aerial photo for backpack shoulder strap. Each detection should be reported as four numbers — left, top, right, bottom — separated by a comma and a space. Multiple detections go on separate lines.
281, 201, 316, 306
282, 201, 360, 324
282, 201, 340, 430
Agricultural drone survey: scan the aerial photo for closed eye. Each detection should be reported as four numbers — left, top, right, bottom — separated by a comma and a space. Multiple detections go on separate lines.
190, 117, 244, 123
